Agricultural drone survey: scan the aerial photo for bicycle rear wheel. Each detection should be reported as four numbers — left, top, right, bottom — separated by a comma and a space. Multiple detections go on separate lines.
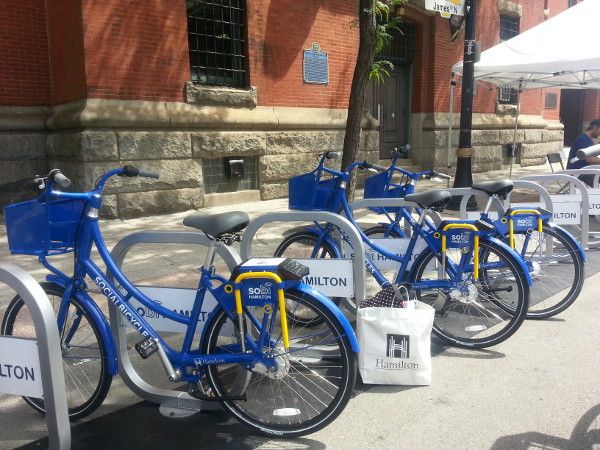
508, 224, 585, 319
274, 230, 344, 325
202, 289, 357, 438
0, 282, 112, 420
409, 239, 529, 348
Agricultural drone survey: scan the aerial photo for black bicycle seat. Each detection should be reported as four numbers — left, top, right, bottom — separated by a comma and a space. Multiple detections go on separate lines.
471, 180, 514, 200
183, 211, 250, 237
404, 190, 451, 211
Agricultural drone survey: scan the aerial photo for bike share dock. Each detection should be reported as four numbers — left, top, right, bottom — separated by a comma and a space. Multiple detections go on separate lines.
2, 161, 600, 448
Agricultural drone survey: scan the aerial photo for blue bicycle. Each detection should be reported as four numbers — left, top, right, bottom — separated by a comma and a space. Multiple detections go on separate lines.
275, 153, 532, 349
1, 167, 358, 437
362, 147, 586, 319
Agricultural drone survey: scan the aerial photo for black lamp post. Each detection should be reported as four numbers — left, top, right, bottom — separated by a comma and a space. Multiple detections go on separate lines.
448, 0, 477, 210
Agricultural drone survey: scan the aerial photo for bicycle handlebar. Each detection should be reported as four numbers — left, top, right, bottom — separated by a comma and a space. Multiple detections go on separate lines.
365, 162, 387, 172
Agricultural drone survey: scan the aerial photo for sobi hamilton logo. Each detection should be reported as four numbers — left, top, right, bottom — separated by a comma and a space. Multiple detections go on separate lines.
387, 334, 410, 359
247, 282, 273, 300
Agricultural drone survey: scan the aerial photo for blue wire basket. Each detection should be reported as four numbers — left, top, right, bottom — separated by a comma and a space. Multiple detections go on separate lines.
288, 170, 341, 212
363, 169, 409, 213
3, 196, 86, 256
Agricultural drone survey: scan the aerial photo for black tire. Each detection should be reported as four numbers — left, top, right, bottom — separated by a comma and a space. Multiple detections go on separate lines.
202, 289, 357, 438
1, 282, 112, 420
274, 231, 344, 325
409, 239, 529, 348
363, 225, 403, 239
507, 224, 585, 319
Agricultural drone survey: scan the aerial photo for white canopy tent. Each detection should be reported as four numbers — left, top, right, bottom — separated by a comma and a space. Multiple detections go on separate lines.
452, 0, 600, 90
450, 0, 600, 176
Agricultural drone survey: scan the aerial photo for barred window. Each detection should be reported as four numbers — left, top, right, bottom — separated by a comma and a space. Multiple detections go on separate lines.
498, 15, 520, 104
499, 14, 519, 41
187, 0, 246, 87
376, 23, 415, 64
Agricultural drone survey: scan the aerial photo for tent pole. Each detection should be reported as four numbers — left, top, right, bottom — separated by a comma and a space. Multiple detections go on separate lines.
509, 85, 522, 179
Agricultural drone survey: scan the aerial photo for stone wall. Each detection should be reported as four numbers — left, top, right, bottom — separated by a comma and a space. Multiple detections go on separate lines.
411, 112, 564, 173
0, 107, 51, 207
1, 101, 563, 219
15, 98, 379, 218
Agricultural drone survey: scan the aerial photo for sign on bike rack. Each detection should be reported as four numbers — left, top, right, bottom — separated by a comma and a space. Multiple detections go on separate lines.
240, 211, 366, 310
556, 168, 600, 214
108, 231, 241, 416
518, 174, 598, 248
0, 262, 70, 450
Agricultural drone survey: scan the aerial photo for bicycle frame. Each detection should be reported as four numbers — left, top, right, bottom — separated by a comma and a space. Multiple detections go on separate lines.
38, 170, 359, 384
374, 172, 586, 265
299, 158, 532, 296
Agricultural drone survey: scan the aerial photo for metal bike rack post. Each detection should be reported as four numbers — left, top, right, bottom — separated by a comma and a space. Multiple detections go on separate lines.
108, 231, 241, 416
438, 188, 506, 219
509, 180, 554, 213
519, 174, 595, 248
240, 211, 367, 311
556, 168, 600, 212
0, 262, 70, 450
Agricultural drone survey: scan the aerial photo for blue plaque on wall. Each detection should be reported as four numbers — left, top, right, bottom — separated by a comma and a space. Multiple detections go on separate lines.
303, 43, 329, 85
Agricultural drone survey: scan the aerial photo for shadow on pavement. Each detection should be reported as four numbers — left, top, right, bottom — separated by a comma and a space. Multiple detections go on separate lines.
491, 403, 600, 450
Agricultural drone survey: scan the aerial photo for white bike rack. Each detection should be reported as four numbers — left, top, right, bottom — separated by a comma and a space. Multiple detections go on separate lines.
518, 173, 599, 249
0, 262, 70, 450
108, 231, 241, 417
240, 211, 367, 311
439, 188, 506, 220
107, 218, 364, 416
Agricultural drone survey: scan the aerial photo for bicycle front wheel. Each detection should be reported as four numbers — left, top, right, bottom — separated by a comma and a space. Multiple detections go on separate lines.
0, 282, 112, 420
202, 289, 357, 438
409, 239, 529, 348
274, 230, 344, 325
508, 224, 585, 319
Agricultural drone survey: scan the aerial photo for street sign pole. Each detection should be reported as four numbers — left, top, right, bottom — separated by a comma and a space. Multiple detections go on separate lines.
448, 0, 477, 210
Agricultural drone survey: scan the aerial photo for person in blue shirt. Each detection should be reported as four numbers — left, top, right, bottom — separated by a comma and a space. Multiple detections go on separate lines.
566, 119, 600, 186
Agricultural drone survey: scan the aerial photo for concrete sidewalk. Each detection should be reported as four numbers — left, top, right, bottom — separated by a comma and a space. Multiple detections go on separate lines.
2, 160, 600, 449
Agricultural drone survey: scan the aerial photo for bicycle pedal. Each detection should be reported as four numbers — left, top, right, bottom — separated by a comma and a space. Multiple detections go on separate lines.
135, 338, 159, 359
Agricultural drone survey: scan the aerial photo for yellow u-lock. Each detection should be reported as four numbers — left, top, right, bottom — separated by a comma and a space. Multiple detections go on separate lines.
233, 271, 289, 349
508, 209, 543, 249
441, 223, 479, 279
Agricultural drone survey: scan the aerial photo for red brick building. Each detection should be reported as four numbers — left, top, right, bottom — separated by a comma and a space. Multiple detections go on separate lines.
0, 0, 596, 216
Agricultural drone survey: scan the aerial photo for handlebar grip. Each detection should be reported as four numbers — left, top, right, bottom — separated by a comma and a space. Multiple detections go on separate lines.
360, 161, 387, 172
431, 170, 451, 180
371, 163, 387, 172
138, 169, 160, 179
121, 165, 160, 178
324, 151, 339, 160
49, 169, 71, 188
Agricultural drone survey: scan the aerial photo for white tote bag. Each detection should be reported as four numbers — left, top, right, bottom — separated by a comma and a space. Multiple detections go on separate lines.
357, 300, 434, 385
